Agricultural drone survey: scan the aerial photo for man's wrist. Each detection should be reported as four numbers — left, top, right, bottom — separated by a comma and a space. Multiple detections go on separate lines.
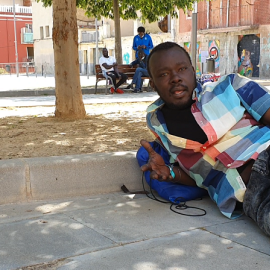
166, 164, 175, 178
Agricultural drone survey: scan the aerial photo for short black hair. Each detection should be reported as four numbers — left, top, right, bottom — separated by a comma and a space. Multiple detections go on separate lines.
147, 42, 192, 77
137, 26, 145, 33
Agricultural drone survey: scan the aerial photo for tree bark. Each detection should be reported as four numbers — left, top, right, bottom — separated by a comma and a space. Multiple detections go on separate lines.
113, 0, 122, 64
52, 0, 86, 119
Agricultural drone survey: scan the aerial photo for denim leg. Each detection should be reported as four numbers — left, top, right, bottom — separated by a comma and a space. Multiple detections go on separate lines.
243, 147, 270, 236
134, 68, 149, 90
132, 68, 141, 85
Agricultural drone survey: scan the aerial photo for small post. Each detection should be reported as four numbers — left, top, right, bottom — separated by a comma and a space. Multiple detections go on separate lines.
191, 2, 198, 68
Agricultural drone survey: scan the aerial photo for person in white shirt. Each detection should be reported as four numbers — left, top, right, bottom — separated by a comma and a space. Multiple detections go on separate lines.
99, 48, 128, 94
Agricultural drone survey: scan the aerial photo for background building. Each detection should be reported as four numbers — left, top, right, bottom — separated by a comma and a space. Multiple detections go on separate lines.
0, 0, 33, 69
176, 0, 270, 78
32, 1, 172, 75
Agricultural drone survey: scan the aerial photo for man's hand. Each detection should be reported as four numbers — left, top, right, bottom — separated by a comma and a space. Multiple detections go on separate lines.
140, 139, 172, 181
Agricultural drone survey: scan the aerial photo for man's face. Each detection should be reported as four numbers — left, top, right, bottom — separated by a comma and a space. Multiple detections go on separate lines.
149, 47, 196, 110
138, 31, 144, 38
138, 51, 145, 60
102, 48, 108, 57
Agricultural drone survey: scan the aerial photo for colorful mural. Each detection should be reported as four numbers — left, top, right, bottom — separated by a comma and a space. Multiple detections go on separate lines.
208, 40, 220, 73
123, 52, 130, 64
237, 34, 260, 77
184, 42, 201, 76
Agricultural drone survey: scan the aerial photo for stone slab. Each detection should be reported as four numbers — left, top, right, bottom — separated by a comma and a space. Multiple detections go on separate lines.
0, 214, 115, 270
0, 159, 27, 204
28, 152, 142, 200
58, 229, 270, 270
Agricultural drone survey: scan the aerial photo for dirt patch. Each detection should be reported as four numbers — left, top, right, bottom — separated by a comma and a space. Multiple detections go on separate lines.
0, 102, 154, 160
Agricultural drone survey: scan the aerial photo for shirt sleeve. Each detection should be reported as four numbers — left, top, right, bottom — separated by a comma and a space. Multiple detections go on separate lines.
146, 35, 154, 50
99, 57, 106, 68
232, 73, 270, 121
132, 36, 137, 51
130, 59, 139, 66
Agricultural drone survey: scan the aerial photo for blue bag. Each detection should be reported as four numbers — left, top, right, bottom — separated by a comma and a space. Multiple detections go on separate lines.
136, 141, 208, 203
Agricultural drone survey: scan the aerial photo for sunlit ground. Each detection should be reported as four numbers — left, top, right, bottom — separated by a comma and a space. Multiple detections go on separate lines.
0, 102, 154, 160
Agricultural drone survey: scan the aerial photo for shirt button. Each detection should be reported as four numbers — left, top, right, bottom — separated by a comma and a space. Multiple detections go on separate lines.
227, 164, 231, 167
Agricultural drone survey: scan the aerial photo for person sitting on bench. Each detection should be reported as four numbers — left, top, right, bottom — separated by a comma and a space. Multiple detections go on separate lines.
99, 48, 128, 94
126, 50, 149, 93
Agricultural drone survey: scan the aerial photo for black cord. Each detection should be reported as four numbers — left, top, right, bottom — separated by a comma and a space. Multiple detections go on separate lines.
142, 172, 207, 216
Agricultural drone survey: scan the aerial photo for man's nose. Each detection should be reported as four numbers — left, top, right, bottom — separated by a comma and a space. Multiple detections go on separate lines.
171, 71, 182, 83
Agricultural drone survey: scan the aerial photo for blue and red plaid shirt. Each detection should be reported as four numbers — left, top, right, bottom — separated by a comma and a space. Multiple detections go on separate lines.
146, 73, 270, 218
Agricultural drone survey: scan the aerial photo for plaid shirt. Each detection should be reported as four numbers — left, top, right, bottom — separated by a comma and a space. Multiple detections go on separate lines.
146, 73, 270, 218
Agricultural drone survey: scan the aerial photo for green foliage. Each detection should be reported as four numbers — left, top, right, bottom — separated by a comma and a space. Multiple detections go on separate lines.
37, 0, 196, 23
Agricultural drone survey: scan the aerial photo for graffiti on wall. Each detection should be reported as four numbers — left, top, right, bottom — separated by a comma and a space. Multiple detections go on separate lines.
208, 40, 220, 73
184, 42, 201, 76
123, 52, 130, 64
237, 34, 260, 77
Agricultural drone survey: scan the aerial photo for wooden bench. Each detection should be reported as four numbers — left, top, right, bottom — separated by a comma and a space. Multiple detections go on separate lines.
94, 64, 151, 94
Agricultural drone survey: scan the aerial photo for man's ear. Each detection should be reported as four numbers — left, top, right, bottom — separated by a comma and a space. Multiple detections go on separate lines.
150, 79, 156, 91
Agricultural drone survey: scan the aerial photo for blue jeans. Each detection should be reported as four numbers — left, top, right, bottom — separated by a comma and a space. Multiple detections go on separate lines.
132, 67, 149, 90
243, 147, 270, 236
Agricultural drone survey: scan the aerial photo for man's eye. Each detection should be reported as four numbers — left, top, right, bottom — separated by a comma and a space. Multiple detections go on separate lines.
179, 67, 187, 71
160, 73, 168, 77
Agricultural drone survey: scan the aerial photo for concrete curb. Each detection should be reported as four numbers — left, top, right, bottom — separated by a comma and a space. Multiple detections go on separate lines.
0, 87, 152, 98
0, 151, 142, 205
0, 87, 102, 98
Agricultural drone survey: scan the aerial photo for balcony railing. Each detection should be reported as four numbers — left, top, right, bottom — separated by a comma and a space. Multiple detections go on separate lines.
81, 31, 99, 43
22, 33, 33, 44
0, 5, 32, 14
198, 5, 258, 30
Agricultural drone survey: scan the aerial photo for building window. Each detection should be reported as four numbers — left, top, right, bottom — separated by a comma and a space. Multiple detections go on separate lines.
40, 26, 44, 39
25, 24, 32, 33
45, 26, 50, 37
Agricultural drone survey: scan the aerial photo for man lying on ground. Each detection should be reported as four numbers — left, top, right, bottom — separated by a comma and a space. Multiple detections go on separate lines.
140, 41, 270, 236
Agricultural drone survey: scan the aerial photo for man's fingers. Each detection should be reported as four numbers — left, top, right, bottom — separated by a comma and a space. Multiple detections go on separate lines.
140, 163, 151, 172
140, 139, 156, 155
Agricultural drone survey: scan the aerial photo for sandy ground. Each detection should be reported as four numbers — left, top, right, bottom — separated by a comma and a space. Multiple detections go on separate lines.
0, 102, 154, 160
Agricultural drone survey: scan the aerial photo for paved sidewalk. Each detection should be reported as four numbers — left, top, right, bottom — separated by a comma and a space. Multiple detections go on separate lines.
0, 192, 269, 270
0, 74, 98, 92
1, 74, 270, 269
1, 74, 270, 96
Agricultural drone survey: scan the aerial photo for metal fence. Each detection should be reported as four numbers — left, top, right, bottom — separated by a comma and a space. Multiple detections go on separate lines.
0, 62, 36, 76
0, 62, 56, 77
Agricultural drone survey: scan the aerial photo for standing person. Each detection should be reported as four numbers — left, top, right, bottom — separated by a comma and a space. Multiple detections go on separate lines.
99, 48, 127, 94
132, 26, 154, 59
126, 50, 149, 93
139, 41, 270, 237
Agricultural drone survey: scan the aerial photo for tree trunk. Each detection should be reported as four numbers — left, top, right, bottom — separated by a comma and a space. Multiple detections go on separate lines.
52, 0, 86, 119
113, 0, 122, 64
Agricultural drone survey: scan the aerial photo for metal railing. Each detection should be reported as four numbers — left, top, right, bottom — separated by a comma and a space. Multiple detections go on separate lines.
0, 62, 58, 77
0, 5, 32, 14
0, 62, 35, 76
22, 33, 33, 43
